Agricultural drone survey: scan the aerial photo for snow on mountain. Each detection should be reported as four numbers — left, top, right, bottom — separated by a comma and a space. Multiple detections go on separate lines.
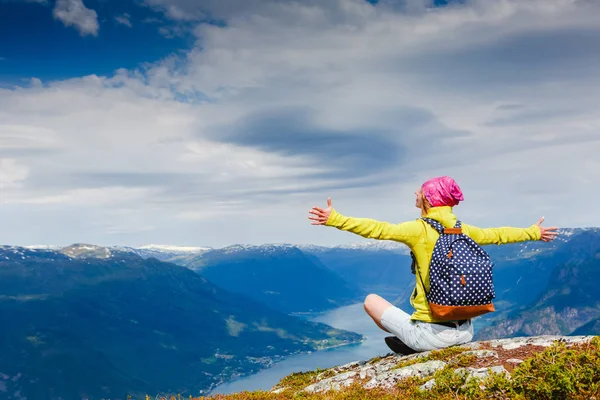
22, 245, 63, 250
137, 244, 212, 253
335, 241, 411, 253
213, 243, 299, 256
61, 244, 114, 259
297, 241, 411, 254
0, 245, 72, 262
209, 242, 411, 256
121, 244, 213, 262
0, 246, 36, 260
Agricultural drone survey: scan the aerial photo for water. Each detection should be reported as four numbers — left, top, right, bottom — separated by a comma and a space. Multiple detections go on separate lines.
208, 302, 390, 395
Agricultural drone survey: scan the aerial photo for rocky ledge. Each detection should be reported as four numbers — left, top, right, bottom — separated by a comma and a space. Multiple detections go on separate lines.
269, 335, 597, 395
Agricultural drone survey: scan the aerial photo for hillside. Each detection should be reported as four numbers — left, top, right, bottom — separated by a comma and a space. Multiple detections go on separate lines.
0, 245, 362, 400
178, 244, 361, 313
475, 229, 600, 340
573, 317, 600, 335
301, 245, 414, 298
476, 256, 600, 340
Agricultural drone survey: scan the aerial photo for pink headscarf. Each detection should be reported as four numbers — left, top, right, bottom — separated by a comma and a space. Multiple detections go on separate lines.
421, 176, 464, 207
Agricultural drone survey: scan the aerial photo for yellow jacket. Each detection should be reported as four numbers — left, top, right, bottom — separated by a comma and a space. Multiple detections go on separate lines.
325, 206, 541, 322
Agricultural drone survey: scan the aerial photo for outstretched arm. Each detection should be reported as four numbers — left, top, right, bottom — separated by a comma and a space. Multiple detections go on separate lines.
308, 198, 421, 246
463, 217, 559, 245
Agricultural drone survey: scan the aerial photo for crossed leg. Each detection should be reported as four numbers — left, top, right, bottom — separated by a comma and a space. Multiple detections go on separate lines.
363, 293, 394, 333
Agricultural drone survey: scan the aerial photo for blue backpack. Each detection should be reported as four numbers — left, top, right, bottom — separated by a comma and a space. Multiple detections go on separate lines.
413, 217, 496, 320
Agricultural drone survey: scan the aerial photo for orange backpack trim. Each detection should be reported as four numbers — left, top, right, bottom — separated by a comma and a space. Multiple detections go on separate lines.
429, 303, 495, 320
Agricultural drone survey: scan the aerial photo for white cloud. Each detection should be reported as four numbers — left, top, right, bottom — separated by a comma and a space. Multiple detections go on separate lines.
158, 25, 187, 38
29, 77, 43, 87
4, 187, 156, 206
0, 159, 29, 189
142, 17, 163, 24
114, 13, 132, 28
3, 0, 600, 246
53, 0, 99, 36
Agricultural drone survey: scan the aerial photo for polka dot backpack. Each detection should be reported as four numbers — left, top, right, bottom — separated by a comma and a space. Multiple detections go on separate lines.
417, 217, 496, 320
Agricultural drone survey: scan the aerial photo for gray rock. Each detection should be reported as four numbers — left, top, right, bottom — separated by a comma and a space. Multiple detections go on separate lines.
502, 342, 527, 351
374, 359, 397, 375
419, 379, 437, 391
460, 342, 482, 350
462, 350, 499, 359
484, 335, 594, 350
506, 358, 524, 365
304, 371, 357, 393
345, 360, 364, 368
315, 361, 364, 380
365, 360, 446, 389
455, 365, 510, 383
359, 366, 376, 380
398, 351, 431, 363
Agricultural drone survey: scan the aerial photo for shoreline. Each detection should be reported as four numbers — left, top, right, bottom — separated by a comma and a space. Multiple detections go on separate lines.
205, 332, 366, 396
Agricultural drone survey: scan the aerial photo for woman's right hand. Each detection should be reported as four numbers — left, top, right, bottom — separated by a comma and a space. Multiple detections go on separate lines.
308, 197, 333, 225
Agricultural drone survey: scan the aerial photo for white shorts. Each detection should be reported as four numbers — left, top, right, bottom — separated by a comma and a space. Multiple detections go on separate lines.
380, 305, 474, 352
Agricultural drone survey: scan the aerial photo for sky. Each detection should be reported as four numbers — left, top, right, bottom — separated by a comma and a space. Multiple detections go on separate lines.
1, 0, 600, 248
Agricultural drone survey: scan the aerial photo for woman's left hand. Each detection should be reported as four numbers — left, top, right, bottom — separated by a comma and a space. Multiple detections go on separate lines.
308, 198, 333, 225
536, 217, 559, 242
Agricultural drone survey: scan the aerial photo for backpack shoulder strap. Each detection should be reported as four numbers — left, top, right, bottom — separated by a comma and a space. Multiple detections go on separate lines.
421, 217, 445, 234
422, 218, 464, 235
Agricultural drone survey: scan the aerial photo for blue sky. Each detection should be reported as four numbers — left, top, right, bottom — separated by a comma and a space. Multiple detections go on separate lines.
0, 0, 191, 83
1, 0, 599, 248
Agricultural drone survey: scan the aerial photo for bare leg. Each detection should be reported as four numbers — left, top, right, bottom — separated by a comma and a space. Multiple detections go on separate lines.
363, 294, 393, 333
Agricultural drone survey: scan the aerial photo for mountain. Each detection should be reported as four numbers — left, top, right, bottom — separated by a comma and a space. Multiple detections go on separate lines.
475, 229, 600, 340
177, 244, 361, 313
118, 244, 212, 262
300, 245, 414, 299
298, 241, 412, 253
573, 317, 600, 335
0, 244, 362, 400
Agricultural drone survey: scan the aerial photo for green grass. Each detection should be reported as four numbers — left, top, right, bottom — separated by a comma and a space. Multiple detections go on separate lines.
271, 368, 328, 393
392, 344, 470, 370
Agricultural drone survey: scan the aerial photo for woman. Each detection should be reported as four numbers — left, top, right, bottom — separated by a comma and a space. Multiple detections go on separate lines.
308, 176, 559, 353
